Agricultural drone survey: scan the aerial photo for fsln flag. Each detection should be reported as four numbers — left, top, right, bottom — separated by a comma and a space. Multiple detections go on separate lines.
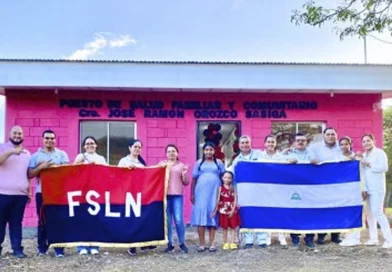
236, 161, 363, 233
41, 165, 167, 248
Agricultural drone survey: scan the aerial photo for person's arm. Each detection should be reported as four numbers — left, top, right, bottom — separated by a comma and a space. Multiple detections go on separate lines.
211, 187, 221, 217
190, 161, 200, 203
229, 188, 238, 218
285, 153, 298, 164
74, 154, 84, 164
190, 177, 197, 204
28, 160, 52, 178
181, 163, 190, 186
369, 149, 389, 173
0, 147, 25, 166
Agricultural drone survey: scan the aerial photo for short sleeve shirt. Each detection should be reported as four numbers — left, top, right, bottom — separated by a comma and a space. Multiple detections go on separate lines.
29, 148, 70, 193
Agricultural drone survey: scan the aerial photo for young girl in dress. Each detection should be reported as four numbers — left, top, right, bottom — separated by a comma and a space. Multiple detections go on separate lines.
211, 171, 240, 250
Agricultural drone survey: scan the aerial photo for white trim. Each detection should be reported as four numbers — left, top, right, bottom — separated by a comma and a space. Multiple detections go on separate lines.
0, 60, 392, 93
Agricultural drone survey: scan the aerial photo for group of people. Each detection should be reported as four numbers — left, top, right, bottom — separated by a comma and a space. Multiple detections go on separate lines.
0, 125, 391, 260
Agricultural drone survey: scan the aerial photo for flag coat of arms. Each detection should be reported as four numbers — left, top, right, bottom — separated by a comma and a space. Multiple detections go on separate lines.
236, 161, 363, 233
40, 165, 167, 248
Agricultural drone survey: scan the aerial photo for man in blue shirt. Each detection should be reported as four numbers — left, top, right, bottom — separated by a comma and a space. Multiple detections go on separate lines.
28, 129, 69, 257
286, 133, 316, 250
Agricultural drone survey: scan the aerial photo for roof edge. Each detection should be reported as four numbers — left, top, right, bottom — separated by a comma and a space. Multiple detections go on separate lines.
0, 58, 391, 66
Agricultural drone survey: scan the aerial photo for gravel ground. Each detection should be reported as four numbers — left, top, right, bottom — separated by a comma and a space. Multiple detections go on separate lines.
1, 228, 392, 272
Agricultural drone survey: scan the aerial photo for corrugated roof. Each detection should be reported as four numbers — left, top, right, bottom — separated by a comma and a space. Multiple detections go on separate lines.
0, 58, 391, 66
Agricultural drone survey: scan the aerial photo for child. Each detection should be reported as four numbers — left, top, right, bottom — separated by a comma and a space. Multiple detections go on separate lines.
211, 171, 241, 250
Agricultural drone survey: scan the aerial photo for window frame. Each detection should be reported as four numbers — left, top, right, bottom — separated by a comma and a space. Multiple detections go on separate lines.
79, 120, 137, 165
271, 121, 326, 150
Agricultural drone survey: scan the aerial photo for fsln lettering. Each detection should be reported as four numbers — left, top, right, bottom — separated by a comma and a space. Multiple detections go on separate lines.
67, 191, 142, 218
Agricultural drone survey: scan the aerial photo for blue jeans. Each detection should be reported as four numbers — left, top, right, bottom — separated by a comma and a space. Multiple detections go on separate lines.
290, 233, 315, 244
166, 195, 186, 245
0, 194, 28, 254
36, 193, 64, 255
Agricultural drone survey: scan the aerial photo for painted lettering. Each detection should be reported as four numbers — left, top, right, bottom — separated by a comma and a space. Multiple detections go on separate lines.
108, 109, 136, 118
79, 109, 100, 117
245, 110, 287, 119
171, 101, 222, 110
144, 109, 185, 118
59, 99, 103, 109
129, 100, 164, 109
194, 110, 238, 119
107, 100, 122, 109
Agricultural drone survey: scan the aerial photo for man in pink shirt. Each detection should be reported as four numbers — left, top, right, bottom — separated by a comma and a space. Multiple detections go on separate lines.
0, 126, 31, 258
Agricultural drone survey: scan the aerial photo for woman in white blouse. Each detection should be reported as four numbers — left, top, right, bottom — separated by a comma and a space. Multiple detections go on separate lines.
74, 136, 107, 255
260, 135, 288, 249
74, 136, 107, 166
361, 134, 392, 248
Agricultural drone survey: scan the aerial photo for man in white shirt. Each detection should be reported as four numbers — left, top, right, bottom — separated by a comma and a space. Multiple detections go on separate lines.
228, 136, 270, 248
309, 127, 342, 245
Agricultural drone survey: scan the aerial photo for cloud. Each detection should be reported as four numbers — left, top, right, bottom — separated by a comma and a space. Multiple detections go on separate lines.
109, 35, 136, 48
66, 33, 137, 60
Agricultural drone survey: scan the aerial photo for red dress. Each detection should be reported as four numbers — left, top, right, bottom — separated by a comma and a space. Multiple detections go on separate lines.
218, 185, 241, 229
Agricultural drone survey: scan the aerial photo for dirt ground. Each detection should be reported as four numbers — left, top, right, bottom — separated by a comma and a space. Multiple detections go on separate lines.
1, 228, 392, 272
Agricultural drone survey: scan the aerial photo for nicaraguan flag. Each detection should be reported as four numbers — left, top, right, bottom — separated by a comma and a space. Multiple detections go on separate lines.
236, 161, 363, 233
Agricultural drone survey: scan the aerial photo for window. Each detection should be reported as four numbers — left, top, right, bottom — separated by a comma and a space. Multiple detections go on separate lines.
272, 122, 325, 151
197, 121, 241, 168
80, 121, 136, 165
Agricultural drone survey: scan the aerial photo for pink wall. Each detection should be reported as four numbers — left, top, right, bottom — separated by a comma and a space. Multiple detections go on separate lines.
4, 90, 383, 227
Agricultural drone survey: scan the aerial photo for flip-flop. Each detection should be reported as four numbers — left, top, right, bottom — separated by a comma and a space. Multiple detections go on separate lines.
208, 246, 217, 252
197, 246, 206, 252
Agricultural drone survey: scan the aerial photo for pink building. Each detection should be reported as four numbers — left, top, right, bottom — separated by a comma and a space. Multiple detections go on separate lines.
0, 59, 391, 227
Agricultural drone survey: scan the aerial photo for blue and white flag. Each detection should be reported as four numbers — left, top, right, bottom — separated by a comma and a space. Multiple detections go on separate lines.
236, 161, 363, 233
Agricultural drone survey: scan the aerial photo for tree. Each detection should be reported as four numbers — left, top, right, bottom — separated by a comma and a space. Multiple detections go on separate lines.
292, 0, 392, 40
384, 106, 392, 207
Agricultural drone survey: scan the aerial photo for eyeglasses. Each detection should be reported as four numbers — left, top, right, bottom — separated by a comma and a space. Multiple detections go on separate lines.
44, 137, 55, 140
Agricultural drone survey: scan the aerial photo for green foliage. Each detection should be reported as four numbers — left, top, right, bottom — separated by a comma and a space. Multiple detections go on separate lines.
383, 106, 392, 206
292, 0, 392, 39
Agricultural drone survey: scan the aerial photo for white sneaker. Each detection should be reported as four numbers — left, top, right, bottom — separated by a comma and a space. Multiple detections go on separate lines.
382, 240, 392, 249
339, 239, 361, 247
364, 239, 379, 246
79, 249, 88, 255
90, 249, 99, 255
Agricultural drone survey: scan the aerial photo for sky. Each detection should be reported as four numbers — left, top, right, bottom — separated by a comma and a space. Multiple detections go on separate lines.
0, 0, 391, 141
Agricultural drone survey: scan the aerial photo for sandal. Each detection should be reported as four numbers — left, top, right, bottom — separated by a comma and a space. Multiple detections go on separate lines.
208, 246, 217, 252
197, 246, 206, 252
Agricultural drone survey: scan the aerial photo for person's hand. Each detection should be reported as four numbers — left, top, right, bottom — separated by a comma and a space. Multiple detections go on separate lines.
210, 211, 217, 218
39, 160, 53, 170
362, 191, 368, 201
27, 193, 32, 204
360, 160, 370, 167
310, 159, 319, 165
128, 165, 136, 170
190, 194, 195, 204
288, 159, 297, 164
182, 164, 189, 176
228, 211, 234, 218
158, 162, 167, 168
11, 146, 26, 156
355, 151, 363, 159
